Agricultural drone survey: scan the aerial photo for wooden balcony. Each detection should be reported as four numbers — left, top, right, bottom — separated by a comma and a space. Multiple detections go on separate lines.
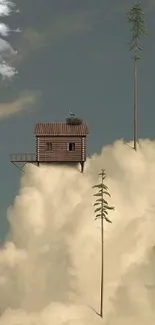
10, 153, 36, 162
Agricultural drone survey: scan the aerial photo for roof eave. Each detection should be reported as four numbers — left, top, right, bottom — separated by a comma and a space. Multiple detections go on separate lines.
34, 133, 89, 136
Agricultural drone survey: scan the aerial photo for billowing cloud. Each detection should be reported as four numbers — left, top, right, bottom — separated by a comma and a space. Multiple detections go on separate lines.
0, 140, 155, 323
0, 91, 41, 119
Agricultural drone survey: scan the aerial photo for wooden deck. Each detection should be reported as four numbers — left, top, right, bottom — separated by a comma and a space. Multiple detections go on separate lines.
10, 153, 36, 162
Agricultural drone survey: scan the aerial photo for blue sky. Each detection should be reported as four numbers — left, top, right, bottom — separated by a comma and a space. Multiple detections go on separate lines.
0, 0, 154, 239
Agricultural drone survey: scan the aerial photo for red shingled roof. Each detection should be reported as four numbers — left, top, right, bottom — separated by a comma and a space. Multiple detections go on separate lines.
34, 123, 89, 136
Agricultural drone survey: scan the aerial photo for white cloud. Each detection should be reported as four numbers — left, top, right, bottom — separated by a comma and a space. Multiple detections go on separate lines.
0, 0, 20, 79
0, 23, 21, 37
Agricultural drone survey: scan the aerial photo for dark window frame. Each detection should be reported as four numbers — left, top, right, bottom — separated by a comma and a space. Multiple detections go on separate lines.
68, 142, 75, 151
46, 142, 52, 151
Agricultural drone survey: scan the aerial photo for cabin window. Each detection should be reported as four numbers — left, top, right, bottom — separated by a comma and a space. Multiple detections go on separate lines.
68, 142, 75, 151
46, 142, 52, 151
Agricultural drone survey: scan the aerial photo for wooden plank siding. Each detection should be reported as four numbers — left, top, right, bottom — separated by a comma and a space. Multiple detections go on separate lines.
36, 136, 86, 162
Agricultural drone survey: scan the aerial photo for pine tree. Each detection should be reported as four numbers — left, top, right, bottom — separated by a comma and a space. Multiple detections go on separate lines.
127, 2, 147, 151
92, 169, 114, 318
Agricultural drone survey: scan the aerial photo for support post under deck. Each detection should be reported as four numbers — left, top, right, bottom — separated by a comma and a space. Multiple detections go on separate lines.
80, 162, 84, 173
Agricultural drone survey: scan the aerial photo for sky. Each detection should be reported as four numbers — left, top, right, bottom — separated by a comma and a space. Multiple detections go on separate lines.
0, 0, 155, 239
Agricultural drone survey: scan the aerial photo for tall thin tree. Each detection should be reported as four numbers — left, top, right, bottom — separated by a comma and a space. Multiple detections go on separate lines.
127, 2, 147, 151
92, 169, 114, 318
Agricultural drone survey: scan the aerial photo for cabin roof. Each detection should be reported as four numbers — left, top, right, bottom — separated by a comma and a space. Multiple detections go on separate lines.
34, 123, 89, 136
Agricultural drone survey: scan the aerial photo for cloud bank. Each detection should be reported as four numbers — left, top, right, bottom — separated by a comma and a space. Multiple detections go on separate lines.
0, 139, 155, 324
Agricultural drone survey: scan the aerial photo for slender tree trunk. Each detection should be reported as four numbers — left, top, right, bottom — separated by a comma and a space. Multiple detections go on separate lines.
100, 215, 104, 318
133, 58, 138, 151
100, 172, 104, 318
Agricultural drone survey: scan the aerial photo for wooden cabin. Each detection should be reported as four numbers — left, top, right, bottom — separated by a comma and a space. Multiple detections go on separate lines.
10, 117, 89, 173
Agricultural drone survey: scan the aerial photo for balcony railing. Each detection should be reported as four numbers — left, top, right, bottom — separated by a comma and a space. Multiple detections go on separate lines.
10, 153, 36, 162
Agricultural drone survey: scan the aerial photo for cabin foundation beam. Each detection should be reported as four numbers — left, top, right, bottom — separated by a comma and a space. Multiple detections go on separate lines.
80, 162, 84, 173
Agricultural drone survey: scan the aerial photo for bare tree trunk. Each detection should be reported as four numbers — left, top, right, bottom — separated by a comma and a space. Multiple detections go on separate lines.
133, 59, 138, 151
100, 172, 104, 318
100, 215, 104, 318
